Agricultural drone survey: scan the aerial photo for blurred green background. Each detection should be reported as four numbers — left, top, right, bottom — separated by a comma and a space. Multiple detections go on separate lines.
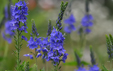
0, 0, 113, 71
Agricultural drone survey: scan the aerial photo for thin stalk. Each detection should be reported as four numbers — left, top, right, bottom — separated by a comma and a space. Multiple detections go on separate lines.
69, 35, 74, 49
110, 59, 113, 70
54, 64, 58, 71
4, 42, 8, 58
35, 48, 38, 70
17, 29, 20, 70
46, 62, 48, 71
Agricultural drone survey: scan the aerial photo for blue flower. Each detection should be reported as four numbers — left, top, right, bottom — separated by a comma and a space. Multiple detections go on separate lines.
29, 55, 33, 59
36, 48, 41, 53
81, 14, 93, 27
84, 28, 91, 34
42, 48, 48, 52
21, 35, 27, 41
2, 33, 12, 43
23, 54, 33, 59
41, 37, 50, 48
50, 27, 65, 48
24, 54, 30, 57
2, 21, 15, 43
64, 14, 76, 24
89, 65, 99, 71
64, 14, 76, 34
75, 67, 87, 71
36, 53, 42, 58
64, 24, 76, 34
4, 5, 8, 19
51, 56, 59, 63
62, 53, 68, 63
11, 1, 28, 31
41, 27, 68, 65
81, 14, 93, 34
27, 37, 38, 50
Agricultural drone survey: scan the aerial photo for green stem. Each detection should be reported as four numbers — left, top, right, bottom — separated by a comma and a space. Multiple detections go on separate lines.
46, 62, 48, 71
35, 48, 38, 70
54, 65, 58, 71
4, 42, 8, 58
17, 29, 20, 70
110, 59, 113, 70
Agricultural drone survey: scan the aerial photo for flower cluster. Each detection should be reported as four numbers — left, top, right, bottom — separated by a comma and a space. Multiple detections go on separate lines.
11, 1, 28, 33
64, 14, 76, 34
24, 27, 68, 65
42, 27, 68, 65
89, 65, 99, 71
1, 4, 13, 43
2, 21, 15, 43
27, 37, 41, 50
81, 14, 93, 34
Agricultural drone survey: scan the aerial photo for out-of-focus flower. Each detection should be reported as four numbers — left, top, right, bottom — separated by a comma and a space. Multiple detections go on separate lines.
21, 35, 27, 41
2, 21, 15, 43
89, 65, 99, 71
64, 14, 76, 34
64, 14, 76, 24
24, 54, 33, 59
81, 14, 93, 34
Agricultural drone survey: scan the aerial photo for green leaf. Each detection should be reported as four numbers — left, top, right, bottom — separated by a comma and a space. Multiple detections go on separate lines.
74, 49, 83, 58
63, 61, 89, 66
31, 64, 38, 71
0, 56, 3, 62
40, 68, 45, 71
102, 65, 108, 71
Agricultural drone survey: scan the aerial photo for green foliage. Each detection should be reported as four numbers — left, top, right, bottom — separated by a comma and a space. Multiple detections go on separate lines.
31, 64, 38, 71
56, 1, 68, 31
63, 61, 89, 66
0, 56, 3, 62
40, 68, 45, 71
74, 49, 83, 58
106, 34, 113, 59
102, 65, 108, 71
90, 45, 96, 65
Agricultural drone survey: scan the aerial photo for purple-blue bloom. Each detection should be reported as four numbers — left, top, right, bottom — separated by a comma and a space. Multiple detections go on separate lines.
24, 54, 30, 57
64, 24, 76, 34
62, 53, 68, 63
29, 55, 33, 59
75, 67, 87, 71
42, 27, 68, 65
50, 27, 65, 48
81, 14, 93, 27
4, 5, 8, 19
2, 21, 15, 43
64, 14, 76, 34
64, 14, 76, 24
21, 35, 27, 41
24, 54, 33, 59
89, 65, 99, 71
84, 28, 91, 34
27, 37, 38, 50
11, 1, 28, 32
36, 53, 42, 58
81, 14, 93, 34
